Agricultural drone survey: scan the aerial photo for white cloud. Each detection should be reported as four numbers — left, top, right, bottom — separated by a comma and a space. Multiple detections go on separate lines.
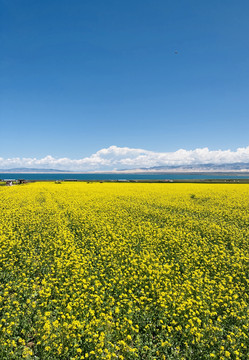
0, 145, 249, 171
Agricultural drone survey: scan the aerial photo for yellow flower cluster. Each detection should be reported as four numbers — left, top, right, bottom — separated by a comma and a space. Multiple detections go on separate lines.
0, 182, 248, 359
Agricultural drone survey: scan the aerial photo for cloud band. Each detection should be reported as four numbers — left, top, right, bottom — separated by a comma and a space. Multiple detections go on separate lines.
0, 145, 249, 171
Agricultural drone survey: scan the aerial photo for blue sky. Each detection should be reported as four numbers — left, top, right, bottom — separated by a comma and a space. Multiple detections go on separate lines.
1, 0, 249, 169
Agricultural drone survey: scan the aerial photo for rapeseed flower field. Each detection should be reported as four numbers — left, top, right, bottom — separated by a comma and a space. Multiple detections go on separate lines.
0, 182, 248, 360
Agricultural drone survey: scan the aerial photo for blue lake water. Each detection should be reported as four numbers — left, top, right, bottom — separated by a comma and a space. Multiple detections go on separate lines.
1, 173, 249, 181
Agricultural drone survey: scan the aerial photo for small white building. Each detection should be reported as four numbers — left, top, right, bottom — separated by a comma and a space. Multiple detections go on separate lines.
4, 179, 16, 186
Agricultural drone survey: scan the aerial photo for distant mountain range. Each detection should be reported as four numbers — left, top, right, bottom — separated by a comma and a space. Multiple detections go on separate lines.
138, 162, 249, 172
0, 168, 70, 173
0, 163, 249, 173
